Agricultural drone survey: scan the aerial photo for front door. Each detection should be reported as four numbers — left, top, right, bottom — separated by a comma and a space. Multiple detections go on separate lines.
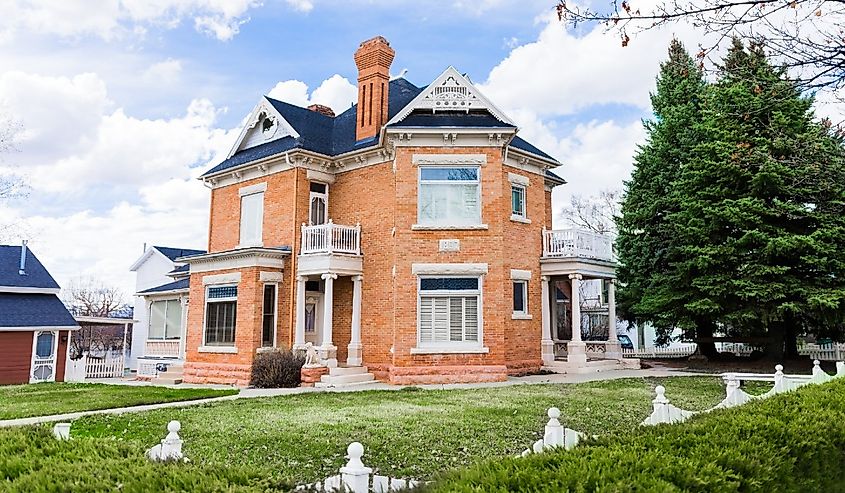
31, 331, 59, 383
304, 293, 323, 346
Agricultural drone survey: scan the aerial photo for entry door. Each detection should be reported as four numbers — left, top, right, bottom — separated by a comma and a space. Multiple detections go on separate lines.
31, 331, 59, 383
304, 294, 323, 346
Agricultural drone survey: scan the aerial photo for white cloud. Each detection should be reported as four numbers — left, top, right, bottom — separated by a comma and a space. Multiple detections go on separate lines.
285, 0, 314, 13
267, 74, 357, 115
143, 58, 183, 84
0, 0, 262, 42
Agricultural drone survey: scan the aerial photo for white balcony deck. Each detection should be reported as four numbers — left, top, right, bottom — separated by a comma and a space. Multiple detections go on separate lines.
542, 228, 614, 262
301, 221, 361, 256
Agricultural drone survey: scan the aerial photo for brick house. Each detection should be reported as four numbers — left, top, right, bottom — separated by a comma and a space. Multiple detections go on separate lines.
175, 37, 626, 386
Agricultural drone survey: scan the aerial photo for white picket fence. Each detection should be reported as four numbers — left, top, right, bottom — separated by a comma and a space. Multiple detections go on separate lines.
799, 342, 845, 361
622, 344, 697, 359
84, 353, 125, 379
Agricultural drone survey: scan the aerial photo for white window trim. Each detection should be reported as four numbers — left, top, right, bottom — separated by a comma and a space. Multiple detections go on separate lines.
507, 172, 530, 186
511, 280, 531, 320
414, 274, 485, 352
416, 165, 483, 229
412, 263, 488, 276
238, 190, 265, 248
238, 182, 267, 197
261, 283, 278, 348
202, 284, 238, 349
148, 298, 182, 340
510, 183, 530, 224
308, 183, 329, 226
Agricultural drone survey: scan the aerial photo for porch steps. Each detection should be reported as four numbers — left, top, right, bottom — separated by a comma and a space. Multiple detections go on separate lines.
155, 364, 184, 385
315, 366, 375, 388
543, 358, 638, 375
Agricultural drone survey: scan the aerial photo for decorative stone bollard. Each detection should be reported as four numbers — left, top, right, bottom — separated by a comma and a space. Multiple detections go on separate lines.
340, 442, 373, 493
52, 422, 71, 440
811, 360, 833, 384
837, 362, 845, 378
716, 374, 753, 408
772, 364, 787, 393
641, 386, 694, 426
147, 420, 184, 462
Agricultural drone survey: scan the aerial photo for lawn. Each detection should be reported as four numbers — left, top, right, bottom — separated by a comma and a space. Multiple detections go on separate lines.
0, 383, 238, 420
66, 376, 734, 483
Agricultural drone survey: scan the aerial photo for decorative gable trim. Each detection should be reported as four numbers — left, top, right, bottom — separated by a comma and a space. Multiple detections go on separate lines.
227, 97, 300, 159
386, 66, 515, 126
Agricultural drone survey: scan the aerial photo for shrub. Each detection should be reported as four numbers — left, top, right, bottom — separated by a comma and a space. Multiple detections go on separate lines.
421, 378, 845, 492
250, 349, 305, 388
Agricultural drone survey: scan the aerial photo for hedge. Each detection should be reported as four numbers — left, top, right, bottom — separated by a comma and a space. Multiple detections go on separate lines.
0, 425, 292, 492
421, 378, 845, 493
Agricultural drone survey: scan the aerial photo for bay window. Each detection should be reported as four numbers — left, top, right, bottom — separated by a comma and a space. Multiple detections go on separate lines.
205, 285, 237, 347
418, 167, 481, 226
418, 277, 481, 347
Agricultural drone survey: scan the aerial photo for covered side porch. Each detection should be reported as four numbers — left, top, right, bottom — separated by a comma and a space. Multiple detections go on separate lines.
539, 227, 639, 374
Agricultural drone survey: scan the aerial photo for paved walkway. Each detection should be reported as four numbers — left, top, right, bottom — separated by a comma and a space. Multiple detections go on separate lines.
0, 366, 703, 428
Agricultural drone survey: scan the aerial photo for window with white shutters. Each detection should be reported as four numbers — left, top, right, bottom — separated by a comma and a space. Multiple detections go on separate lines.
418, 277, 481, 346
418, 167, 481, 226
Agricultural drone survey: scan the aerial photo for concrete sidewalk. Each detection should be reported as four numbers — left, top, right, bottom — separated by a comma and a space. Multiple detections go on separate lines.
0, 366, 704, 427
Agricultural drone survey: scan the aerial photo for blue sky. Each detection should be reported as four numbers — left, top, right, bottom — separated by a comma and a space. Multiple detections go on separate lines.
4, 0, 833, 297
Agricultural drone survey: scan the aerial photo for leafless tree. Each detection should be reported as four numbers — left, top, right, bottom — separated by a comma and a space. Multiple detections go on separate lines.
559, 189, 621, 234
63, 276, 126, 317
555, 0, 845, 92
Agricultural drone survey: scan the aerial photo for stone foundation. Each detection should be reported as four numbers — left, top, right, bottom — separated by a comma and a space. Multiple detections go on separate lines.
300, 366, 329, 387
183, 362, 251, 387
506, 358, 543, 376
388, 364, 508, 385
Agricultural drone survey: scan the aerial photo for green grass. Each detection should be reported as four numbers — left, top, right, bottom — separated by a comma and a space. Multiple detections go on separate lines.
0, 383, 238, 420
67, 376, 729, 483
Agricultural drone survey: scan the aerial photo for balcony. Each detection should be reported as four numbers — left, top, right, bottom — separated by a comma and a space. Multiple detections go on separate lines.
542, 228, 614, 262
301, 221, 362, 255
144, 339, 181, 358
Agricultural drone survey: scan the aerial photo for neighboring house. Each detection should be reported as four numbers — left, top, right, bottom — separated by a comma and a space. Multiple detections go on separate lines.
170, 36, 623, 386
0, 243, 79, 384
129, 246, 205, 381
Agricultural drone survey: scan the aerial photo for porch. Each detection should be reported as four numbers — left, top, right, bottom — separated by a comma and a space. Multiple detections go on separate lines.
539, 228, 636, 373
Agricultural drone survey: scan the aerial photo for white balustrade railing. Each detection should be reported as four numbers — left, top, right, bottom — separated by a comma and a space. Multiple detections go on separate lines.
799, 342, 845, 361
145, 340, 181, 358
542, 228, 614, 262
301, 220, 362, 255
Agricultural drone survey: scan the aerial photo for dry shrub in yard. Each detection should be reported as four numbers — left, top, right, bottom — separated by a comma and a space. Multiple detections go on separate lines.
250, 349, 305, 388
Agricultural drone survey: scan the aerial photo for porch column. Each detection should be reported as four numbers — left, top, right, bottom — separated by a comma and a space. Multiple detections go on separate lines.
179, 296, 189, 360
293, 276, 307, 350
541, 276, 555, 365
320, 273, 338, 367
567, 274, 587, 366
605, 279, 622, 360
347, 275, 364, 366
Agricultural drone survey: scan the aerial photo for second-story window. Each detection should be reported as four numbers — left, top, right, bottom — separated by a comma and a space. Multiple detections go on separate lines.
511, 184, 526, 218
239, 186, 265, 247
418, 167, 481, 226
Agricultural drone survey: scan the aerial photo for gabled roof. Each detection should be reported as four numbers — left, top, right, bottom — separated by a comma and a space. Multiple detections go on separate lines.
129, 245, 206, 272
0, 245, 60, 291
0, 293, 78, 329
137, 278, 190, 296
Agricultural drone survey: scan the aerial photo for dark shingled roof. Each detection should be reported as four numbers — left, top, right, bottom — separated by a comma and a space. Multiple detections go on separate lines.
202, 76, 558, 177
153, 246, 206, 262
0, 293, 78, 328
166, 264, 190, 276
138, 278, 190, 295
0, 245, 60, 290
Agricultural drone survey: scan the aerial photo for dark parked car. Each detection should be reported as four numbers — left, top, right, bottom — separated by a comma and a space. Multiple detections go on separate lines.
618, 334, 634, 350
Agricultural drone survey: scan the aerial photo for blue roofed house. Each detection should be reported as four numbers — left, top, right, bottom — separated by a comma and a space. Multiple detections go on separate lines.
128, 245, 204, 382
0, 243, 79, 384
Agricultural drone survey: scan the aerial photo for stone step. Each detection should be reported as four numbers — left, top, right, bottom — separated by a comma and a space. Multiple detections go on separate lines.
155, 377, 183, 385
316, 372, 376, 387
327, 366, 369, 377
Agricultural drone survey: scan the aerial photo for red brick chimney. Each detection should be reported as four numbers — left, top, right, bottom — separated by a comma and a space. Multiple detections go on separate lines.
307, 103, 335, 118
354, 36, 395, 141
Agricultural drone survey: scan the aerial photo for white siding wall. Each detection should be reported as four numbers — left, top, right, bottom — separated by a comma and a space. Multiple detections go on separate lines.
129, 251, 177, 370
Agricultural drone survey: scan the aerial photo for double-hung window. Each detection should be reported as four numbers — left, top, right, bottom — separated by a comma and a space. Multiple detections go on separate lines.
239, 186, 265, 247
418, 277, 481, 347
511, 184, 526, 218
149, 299, 182, 339
205, 285, 237, 346
261, 284, 277, 347
512, 281, 528, 316
418, 167, 481, 226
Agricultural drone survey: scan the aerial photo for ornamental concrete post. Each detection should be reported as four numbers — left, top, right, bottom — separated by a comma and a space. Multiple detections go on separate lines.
340, 442, 372, 493
543, 407, 563, 448
605, 279, 622, 360
347, 275, 364, 366
540, 276, 555, 365
293, 276, 307, 350
567, 273, 587, 366
320, 273, 338, 367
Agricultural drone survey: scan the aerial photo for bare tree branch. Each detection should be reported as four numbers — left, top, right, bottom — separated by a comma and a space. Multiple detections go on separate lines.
559, 189, 622, 234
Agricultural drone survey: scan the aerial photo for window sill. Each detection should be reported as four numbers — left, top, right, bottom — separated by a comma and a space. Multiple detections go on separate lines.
235, 243, 264, 249
256, 346, 278, 353
410, 346, 490, 355
198, 345, 238, 354
411, 224, 488, 231
512, 313, 533, 320
510, 215, 531, 224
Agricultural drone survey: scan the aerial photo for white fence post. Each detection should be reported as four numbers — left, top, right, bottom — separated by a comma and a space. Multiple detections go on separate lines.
340, 442, 372, 493
641, 385, 694, 425
837, 361, 845, 378
147, 420, 184, 462
52, 422, 71, 440
543, 407, 563, 448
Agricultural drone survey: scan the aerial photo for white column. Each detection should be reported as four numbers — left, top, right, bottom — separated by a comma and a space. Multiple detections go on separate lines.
320, 272, 338, 367
605, 279, 622, 360
294, 276, 307, 350
179, 296, 189, 360
347, 275, 364, 366
541, 276, 555, 365
567, 273, 587, 366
